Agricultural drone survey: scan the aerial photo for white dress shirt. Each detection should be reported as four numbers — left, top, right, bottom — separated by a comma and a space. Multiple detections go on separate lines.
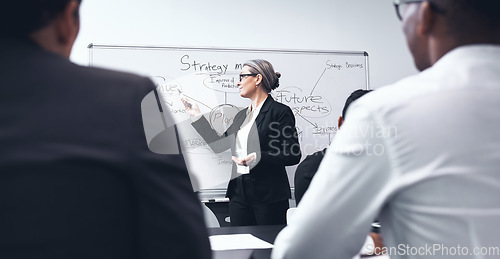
272, 45, 500, 259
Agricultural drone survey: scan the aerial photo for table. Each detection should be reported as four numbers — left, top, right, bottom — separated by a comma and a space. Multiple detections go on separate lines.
208, 225, 390, 259
208, 225, 285, 259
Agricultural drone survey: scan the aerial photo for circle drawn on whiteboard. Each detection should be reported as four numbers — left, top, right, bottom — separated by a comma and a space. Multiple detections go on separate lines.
209, 104, 241, 136
203, 74, 239, 93
272, 86, 331, 118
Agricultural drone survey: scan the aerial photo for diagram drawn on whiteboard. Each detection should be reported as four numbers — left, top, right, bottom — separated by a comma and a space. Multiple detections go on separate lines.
88, 44, 369, 192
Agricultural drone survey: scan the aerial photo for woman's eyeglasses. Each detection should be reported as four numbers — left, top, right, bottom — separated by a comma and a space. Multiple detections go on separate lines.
239, 73, 258, 81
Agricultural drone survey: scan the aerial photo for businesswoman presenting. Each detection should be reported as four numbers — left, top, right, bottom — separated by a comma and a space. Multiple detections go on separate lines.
183, 59, 301, 226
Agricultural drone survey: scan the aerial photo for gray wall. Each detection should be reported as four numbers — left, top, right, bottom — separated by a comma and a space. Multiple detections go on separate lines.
71, 0, 418, 89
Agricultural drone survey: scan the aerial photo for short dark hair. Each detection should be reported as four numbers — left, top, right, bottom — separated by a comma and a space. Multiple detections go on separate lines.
1, 0, 82, 36
243, 59, 281, 93
341, 89, 372, 119
433, 0, 500, 41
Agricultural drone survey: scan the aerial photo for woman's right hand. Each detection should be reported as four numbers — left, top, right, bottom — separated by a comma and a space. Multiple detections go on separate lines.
182, 98, 201, 117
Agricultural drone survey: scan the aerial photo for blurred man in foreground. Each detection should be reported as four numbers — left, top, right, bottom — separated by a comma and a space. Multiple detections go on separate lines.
0, 1, 211, 258
273, 1, 500, 258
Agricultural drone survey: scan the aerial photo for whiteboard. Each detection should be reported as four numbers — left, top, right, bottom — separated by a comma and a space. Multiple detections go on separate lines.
88, 44, 370, 194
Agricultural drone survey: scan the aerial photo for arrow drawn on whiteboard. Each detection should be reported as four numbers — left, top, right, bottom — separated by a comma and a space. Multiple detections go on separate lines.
309, 68, 327, 96
181, 92, 213, 110
295, 113, 318, 128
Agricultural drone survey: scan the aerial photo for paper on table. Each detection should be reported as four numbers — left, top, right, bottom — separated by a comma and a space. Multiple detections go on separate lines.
209, 234, 274, 251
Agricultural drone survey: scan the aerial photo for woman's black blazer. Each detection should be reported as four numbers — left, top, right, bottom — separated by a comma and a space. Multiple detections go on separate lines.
192, 95, 301, 203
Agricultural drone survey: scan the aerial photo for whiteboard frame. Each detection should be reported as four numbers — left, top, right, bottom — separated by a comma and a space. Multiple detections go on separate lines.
87, 44, 371, 200
88, 43, 370, 89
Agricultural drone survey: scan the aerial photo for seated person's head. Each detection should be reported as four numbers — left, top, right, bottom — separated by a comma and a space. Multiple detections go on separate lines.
2, 0, 82, 57
399, 0, 500, 71
338, 89, 372, 128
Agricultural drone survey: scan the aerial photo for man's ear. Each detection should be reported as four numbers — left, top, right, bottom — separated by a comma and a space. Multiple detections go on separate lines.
417, 1, 436, 37
338, 116, 344, 128
54, 0, 80, 48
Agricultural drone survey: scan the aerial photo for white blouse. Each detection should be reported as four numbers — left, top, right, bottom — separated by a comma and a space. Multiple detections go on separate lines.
234, 101, 264, 174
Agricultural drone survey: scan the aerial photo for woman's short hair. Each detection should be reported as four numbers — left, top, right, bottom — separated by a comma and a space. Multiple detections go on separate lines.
243, 59, 281, 93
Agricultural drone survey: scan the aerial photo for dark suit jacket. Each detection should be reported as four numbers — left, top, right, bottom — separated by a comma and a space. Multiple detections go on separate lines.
192, 95, 301, 203
294, 148, 327, 204
0, 36, 211, 259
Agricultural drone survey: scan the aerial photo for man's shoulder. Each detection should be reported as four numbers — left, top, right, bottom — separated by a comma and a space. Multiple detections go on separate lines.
355, 45, 500, 113
74, 64, 154, 91
3, 37, 154, 94
352, 72, 435, 114
47, 62, 156, 104
301, 149, 327, 165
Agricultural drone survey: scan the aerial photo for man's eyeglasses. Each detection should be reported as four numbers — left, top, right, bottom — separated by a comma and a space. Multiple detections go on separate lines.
393, 0, 445, 21
239, 73, 258, 81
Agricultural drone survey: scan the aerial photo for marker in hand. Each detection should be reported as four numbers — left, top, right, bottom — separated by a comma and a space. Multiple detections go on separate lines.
178, 89, 192, 108
180, 91, 201, 117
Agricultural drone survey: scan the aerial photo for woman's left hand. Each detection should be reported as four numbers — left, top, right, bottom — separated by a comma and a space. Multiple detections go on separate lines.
231, 152, 256, 166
